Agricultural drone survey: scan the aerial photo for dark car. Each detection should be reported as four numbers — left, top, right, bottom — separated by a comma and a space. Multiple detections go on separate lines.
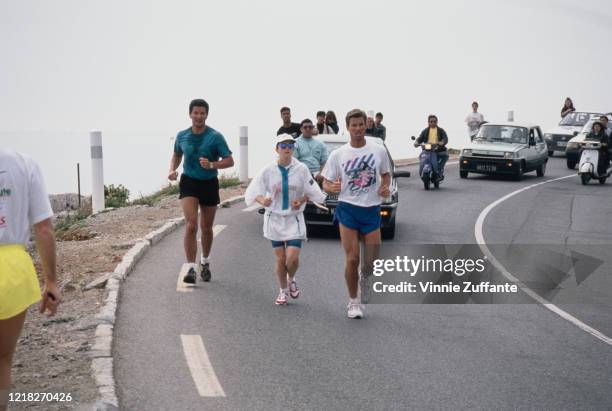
303, 135, 409, 239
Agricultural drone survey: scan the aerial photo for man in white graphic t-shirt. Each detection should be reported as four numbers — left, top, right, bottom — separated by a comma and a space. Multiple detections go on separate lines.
321, 109, 391, 319
465, 101, 485, 140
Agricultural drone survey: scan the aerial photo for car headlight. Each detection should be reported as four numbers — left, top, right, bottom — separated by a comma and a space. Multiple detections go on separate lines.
462, 149, 472, 156
504, 152, 514, 159
567, 142, 579, 150
544, 133, 552, 140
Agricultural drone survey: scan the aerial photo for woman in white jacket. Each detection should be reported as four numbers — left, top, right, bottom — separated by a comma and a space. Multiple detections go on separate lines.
245, 134, 326, 305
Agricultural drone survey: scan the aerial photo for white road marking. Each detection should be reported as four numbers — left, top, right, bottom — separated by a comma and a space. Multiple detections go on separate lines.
475, 174, 612, 346
177, 225, 227, 292
242, 203, 260, 212
181, 334, 226, 397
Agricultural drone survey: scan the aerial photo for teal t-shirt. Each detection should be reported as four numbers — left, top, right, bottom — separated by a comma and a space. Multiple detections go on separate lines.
294, 136, 329, 174
174, 126, 232, 180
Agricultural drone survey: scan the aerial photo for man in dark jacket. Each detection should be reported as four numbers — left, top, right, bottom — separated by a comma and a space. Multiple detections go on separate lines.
414, 114, 449, 179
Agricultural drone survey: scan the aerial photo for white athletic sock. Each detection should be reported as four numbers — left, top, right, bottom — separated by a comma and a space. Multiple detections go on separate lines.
201, 256, 210, 265
188, 262, 197, 269
350, 297, 361, 305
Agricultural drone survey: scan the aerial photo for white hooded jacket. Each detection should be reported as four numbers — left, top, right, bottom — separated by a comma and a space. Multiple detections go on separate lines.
245, 157, 326, 241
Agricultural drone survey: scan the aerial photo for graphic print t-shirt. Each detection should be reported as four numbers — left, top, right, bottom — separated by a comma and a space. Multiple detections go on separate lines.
321, 141, 391, 207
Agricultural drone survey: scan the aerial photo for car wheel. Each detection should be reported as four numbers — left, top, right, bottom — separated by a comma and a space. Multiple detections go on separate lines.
459, 170, 468, 179
548, 150, 554, 157
566, 159, 576, 169
536, 162, 546, 177
382, 218, 396, 240
514, 162, 524, 181
581, 174, 590, 185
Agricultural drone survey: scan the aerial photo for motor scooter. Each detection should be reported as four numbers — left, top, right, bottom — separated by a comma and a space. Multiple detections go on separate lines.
577, 140, 611, 185
411, 136, 442, 190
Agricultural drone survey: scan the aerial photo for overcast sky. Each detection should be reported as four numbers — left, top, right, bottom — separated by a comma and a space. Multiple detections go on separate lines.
1, 0, 610, 195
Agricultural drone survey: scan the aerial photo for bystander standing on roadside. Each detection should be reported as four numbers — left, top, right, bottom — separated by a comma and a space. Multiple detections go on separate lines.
325, 111, 340, 134
294, 119, 329, 183
322, 109, 391, 319
277, 107, 302, 138
374, 112, 386, 141
465, 101, 485, 140
168, 99, 234, 284
245, 134, 326, 305
0, 150, 61, 411
561, 97, 575, 118
365, 115, 377, 136
316, 110, 334, 134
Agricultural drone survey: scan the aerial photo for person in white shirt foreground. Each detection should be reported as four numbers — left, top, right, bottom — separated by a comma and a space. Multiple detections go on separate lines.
321, 109, 391, 319
245, 134, 326, 305
0, 150, 61, 411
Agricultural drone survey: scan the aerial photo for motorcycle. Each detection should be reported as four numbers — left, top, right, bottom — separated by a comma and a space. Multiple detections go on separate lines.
411, 136, 442, 190
577, 140, 611, 185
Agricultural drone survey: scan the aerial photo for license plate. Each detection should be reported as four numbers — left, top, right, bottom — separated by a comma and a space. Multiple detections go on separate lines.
557, 141, 567, 147
315, 207, 334, 215
476, 164, 497, 172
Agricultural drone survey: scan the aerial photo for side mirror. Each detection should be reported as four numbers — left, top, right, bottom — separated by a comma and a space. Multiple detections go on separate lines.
529, 137, 536, 146
573, 131, 579, 136
411, 136, 416, 141
394, 170, 411, 178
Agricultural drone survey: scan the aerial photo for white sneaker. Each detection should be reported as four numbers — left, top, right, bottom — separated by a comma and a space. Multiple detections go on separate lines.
275, 291, 288, 306
347, 302, 364, 319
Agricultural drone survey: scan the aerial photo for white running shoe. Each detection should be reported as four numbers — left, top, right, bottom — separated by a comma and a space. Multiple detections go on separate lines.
347, 302, 364, 319
275, 291, 288, 306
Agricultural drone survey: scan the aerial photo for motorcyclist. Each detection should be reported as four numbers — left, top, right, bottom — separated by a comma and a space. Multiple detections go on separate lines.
414, 114, 449, 180
585, 121, 609, 176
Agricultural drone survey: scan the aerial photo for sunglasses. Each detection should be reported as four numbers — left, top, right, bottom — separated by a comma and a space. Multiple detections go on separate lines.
279, 143, 295, 149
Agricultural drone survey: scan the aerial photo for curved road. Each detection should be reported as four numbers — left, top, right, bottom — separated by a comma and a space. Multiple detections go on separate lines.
114, 156, 612, 410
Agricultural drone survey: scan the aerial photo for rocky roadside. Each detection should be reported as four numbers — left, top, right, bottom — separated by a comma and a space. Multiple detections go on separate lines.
11, 185, 246, 410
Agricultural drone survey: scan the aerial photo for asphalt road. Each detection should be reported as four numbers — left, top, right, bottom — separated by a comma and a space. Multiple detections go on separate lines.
114, 156, 612, 410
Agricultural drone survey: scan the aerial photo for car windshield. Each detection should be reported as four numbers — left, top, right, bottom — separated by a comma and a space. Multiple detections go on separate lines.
474, 125, 528, 144
559, 112, 598, 127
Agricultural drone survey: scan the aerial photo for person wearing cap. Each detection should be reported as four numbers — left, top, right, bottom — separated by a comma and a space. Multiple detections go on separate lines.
294, 119, 329, 184
1, 150, 61, 410
168, 99, 234, 284
245, 134, 326, 306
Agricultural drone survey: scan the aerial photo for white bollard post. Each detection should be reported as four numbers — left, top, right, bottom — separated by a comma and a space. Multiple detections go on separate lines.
90, 130, 105, 212
508, 110, 514, 122
239, 126, 248, 182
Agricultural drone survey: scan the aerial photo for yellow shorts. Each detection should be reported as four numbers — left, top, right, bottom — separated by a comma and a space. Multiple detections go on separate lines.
0, 244, 42, 320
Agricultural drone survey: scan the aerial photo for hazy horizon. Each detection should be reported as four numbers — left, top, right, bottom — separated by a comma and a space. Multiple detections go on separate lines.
1, 0, 610, 196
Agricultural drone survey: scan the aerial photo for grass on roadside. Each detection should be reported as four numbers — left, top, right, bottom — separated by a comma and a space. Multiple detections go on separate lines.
131, 173, 241, 206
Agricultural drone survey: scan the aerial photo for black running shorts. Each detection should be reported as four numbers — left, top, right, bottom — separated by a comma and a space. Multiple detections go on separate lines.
179, 174, 220, 206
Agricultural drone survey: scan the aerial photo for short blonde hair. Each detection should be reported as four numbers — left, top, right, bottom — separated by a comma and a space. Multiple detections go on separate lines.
345, 109, 367, 127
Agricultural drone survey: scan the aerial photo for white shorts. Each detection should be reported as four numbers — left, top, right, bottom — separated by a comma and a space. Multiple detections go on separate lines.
263, 211, 307, 242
